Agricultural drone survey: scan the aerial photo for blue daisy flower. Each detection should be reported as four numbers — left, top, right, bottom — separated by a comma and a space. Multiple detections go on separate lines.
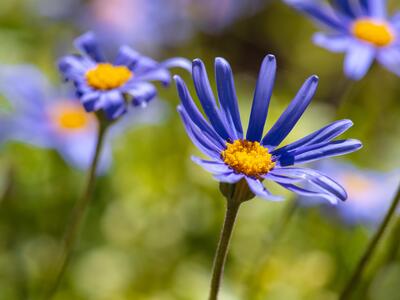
285, 0, 400, 80
0, 65, 167, 172
58, 31, 191, 120
175, 55, 362, 204
300, 160, 400, 226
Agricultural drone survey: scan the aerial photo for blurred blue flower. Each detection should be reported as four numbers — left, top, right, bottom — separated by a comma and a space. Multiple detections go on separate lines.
286, 0, 400, 80
301, 160, 400, 226
175, 55, 362, 203
0, 65, 167, 172
58, 32, 190, 120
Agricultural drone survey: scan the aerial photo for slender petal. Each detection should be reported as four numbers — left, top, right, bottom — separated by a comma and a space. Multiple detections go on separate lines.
377, 47, 400, 76
246, 54, 276, 142
178, 106, 222, 159
262, 75, 319, 149
313, 33, 350, 52
103, 91, 126, 119
174, 75, 225, 147
272, 119, 353, 155
269, 167, 347, 202
114, 46, 140, 67
192, 156, 232, 174
285, 0, 349, 31
125, 82, 157, 107
245, 177, 283, 201
277, 139, 362, 166
192, 59, 232, 140
364, 0, 387, 18
74, 32, 105, 62
160, 57, 192, 73
215, 57, 243, 139
344, 42, 375, 80
277, 182, 340, 205
214, 172, 244, 184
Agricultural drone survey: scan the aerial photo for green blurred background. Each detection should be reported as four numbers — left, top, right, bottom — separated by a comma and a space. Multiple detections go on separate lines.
0, 0, 400, 299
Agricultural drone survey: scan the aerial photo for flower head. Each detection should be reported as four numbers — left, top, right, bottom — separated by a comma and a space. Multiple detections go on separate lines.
176, 55, 362, 203
58, 32, 190, 120
285, 0, 400, 80
300, 160, 400, 226
0, 65, 166, 172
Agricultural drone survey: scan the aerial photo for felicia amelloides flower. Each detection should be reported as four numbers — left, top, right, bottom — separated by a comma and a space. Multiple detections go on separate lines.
0, 65, 164, 171
176, 55, 362, 204
58, 31, 190, 120
176, 55, 362, 299
285, 0, 400, 80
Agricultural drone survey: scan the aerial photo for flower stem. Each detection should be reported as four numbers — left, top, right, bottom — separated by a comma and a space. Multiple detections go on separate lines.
45, 121, 109, 299
339, 184, 400, 300
209, 199, 241, 300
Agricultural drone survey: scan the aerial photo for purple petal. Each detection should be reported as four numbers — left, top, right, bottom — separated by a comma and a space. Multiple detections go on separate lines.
272, 119, 354, 155
215, 57, 243, 139
214, 172, 244, 184
277, 139, 363, 166
174, 75, 225, 147
344, 42, 375, 80
114, 46, 140, 67
246, 54, 276, 142
245, 177, 283, 201
74, 32, 105, 62
313, 32, 351, 52
192, 59, 232, 140
191, 156, 231, 174
377, 47, 400, 76
262, 75, 319, 149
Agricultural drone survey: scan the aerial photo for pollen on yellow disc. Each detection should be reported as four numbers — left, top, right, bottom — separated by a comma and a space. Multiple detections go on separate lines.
86, 63, 133, 90
352, 19, 395, 47
221, 140, 275, 177
58, 109, 89, 130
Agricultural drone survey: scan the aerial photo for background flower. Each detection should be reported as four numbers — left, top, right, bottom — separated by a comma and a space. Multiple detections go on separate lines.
285, 0, 400, 80
0, 65, 167, 172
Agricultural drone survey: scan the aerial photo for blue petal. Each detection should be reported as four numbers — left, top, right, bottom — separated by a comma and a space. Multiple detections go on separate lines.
81, 91, 101, 112
214, 172, 244, 184
177, 106, 222, 159
192, 59, 232, 140
125, 82, 157, 107
58, 55, 92, 81
313, 33, 350, 52
262, 75, 319, 149
215, 57, 243, 139
276, 182, 340, 205
74, 32, 105, 62
272, 119, 353, 155
160, 57, 192, 73
102, 91, 126, 120
246, 54, 276, 142
191, 156, 232, 174
377, 47, 400, 76
114, 46, 140, 67
285, 0, 349, 31
277, 139, 362, 166
245, 177, 283, 201
269, 167, 347, 203
362, 0, 387, 18
332, 0, 357, 17
344, 42, 375, 80
174, 75, 225, 147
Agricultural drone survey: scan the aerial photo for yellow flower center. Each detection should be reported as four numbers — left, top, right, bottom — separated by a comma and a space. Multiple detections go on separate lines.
85, 63, 132, 90
50, 102, 95, 132
352, 19, 395, 47
222, 140, 275, 177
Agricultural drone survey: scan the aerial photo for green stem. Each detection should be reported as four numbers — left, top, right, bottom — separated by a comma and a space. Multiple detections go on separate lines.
209, 199, 241, 300
339, 184, 400, 300
45, 122, 109, 299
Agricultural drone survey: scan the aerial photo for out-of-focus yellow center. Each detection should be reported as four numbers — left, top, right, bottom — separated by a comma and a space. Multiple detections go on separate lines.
342, 175, 374, 197
50, 102, 94, 132
352, 19, 394, 47
86, 63, 132, 90
222, 140, 275, 177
